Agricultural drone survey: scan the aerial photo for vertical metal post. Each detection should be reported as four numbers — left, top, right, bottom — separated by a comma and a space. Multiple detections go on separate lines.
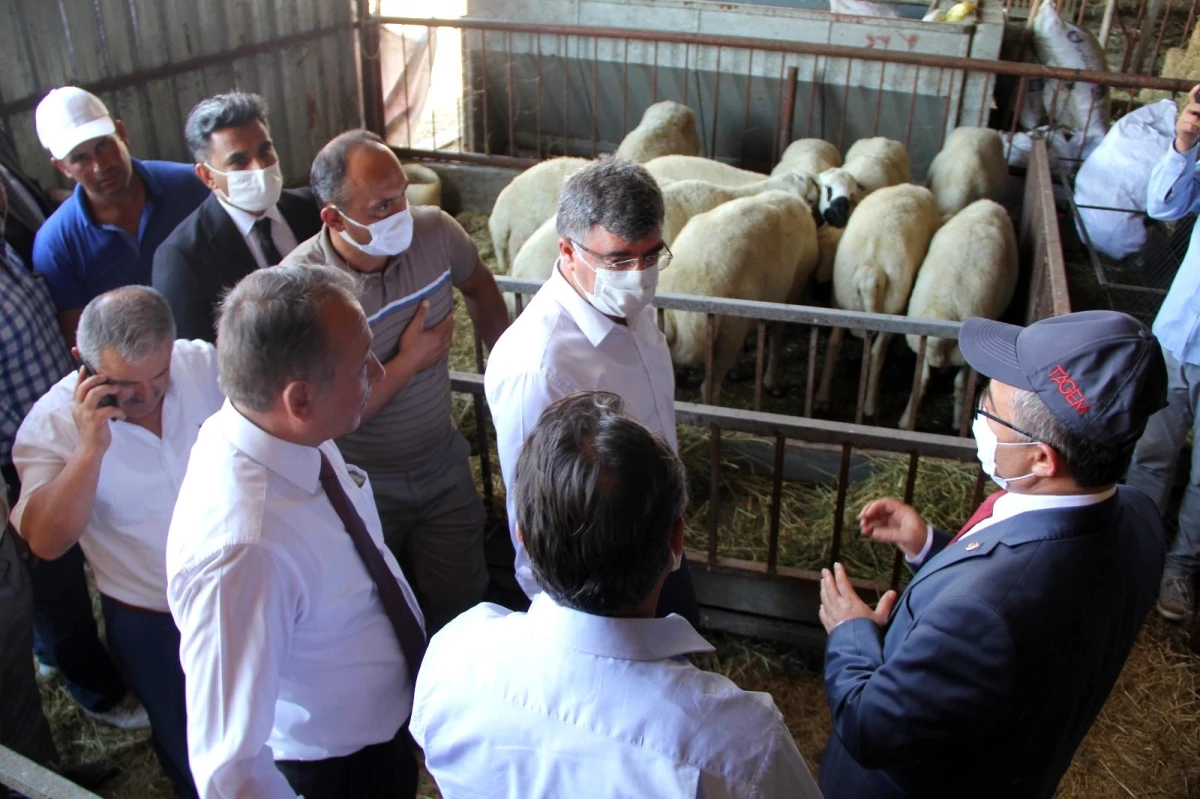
357, 0, 386, 135
755, 320, 766, 413
830, 442, 853, 569
766, 433, 786, 576
779, 66, 799, 162
707, 425, 722, 565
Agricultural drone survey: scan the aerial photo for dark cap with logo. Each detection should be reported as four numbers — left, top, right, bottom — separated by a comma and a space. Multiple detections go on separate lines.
958, 310, 1167, 447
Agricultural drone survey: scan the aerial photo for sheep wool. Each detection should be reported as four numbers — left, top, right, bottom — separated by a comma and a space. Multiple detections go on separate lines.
899, 199, 1018, 429
818, 183, 940, 418
842, 136, 912, 195
926, 127, 1008, 218
773, 138, 842, 177
659, 190, 819, 402
615, 101, 701, 163
645, 155, 769, 188
488, 157, 589, 274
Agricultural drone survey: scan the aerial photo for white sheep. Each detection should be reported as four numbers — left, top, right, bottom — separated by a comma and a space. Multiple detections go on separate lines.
926, 127, 1008, 218
816, 184, 940, 417
773, 138, 861, 228
615, 101, 701, 163
898, 200, 1019, 430
838, 136, 912, 198
645, 155, 769, 187
506, 171, 820, 315
488, 157, 588, 274
814, 223, 844, 284
659, 191, 819, 403
773, 138, 841, 177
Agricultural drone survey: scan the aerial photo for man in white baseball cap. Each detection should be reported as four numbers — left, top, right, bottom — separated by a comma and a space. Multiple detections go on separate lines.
32, 86, 208, 346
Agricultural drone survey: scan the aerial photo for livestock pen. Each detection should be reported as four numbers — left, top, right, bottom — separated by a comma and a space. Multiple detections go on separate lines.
0, 2, 1198, 796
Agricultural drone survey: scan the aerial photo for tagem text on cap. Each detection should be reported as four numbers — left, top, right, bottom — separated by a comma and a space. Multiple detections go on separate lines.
957, 310, 1167, 447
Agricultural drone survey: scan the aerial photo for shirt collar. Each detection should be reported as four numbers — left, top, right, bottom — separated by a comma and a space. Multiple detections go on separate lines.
76, 158, 158, 228
526, 592, 714, 662
216, 194, 286, 237
214, 400, 323, 494
992, 485, 1117, 518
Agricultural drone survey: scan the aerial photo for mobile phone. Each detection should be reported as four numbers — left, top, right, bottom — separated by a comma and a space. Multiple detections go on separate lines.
79, 361, 119, 408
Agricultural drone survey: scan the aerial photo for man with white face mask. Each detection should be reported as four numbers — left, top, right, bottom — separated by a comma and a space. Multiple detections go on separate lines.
815, 310, 1168, 799
283, 129, 508, 634
153, 92, 322, 341
485, 156, 698, 623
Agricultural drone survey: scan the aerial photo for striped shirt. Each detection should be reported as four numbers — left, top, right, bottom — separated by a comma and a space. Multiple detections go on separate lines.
283, 208, 479, 473
0, 242, 73, 465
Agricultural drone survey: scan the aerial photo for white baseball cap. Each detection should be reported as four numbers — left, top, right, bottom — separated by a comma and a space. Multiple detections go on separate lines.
35, 87, 117, 160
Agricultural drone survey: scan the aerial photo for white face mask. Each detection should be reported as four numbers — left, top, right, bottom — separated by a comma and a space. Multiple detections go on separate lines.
207, 162, 283, 214
971, 414, 1038, 489
570, 255, 658, 319
670, 546, 683, 573
338, 207, 414, 257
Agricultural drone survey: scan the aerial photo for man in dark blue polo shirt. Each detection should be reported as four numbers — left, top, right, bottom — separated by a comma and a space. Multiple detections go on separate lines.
32, 86, 208, 346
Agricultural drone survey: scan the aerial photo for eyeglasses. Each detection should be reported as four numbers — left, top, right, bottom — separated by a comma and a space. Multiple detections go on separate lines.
570, 239, 673, 272
974, 404, 1038, 441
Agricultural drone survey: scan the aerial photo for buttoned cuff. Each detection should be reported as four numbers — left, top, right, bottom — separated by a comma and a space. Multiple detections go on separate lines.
905, 523, 935, 566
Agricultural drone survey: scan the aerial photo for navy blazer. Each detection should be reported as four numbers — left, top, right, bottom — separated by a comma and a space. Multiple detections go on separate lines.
820, 487, 1164, 799
151, 189, 321, 342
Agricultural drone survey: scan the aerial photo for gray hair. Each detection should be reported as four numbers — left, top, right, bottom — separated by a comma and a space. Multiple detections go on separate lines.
77, 286, 176, 368
184, 92, 268, 163
1008, 387, 1130, 488
556, 156, 664, 243
309, 129, 388, 208
216, 265, 362, 412
514, 391, 687, 615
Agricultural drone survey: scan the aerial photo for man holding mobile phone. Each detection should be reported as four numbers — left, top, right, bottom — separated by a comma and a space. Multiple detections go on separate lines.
1126, 83, 1200, 621
10, 286, 224, 798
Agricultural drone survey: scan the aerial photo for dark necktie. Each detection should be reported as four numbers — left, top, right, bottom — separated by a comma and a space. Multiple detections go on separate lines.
252, 217, 284, 266
318, 452, 426, 673
948, 489, 1007, 545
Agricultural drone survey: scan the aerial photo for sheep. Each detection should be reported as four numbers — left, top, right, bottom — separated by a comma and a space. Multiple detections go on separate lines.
615, 101, 701, 163
488, 157, 589, 274
645, 155, 769, 187
839, 136, 912, 196
506, 171, 820, 315
815, 184, 941, 418
925, 127, 1009, 219
773, 138, 841, 177
773, 138, 863, 228
898, 200, 1018, 430
659, 190, 819, 403
814, 223, 844, 284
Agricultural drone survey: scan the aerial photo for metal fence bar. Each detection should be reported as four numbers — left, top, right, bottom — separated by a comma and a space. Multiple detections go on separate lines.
0, 745, 100, 799
371, 16, 1198, 94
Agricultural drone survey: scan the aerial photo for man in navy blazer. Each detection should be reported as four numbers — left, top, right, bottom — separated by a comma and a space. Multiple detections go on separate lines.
153, 92, 321, 342
818, 310, 1169, 799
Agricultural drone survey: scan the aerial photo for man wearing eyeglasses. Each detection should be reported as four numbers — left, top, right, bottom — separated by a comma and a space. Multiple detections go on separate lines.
815, 311, 1167, 799
484, 156, 697, 623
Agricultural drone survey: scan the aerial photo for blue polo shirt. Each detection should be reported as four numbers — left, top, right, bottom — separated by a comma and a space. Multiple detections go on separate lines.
32, 158, 208, 311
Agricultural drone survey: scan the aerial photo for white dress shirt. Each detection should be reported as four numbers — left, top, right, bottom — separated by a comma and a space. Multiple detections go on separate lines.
412, 594, 821, 798
910, 485, 1119, 564
166, 401, 424, 799
11, 339, 223, 612
216, 196, 298, 269
484, 263, 678, 597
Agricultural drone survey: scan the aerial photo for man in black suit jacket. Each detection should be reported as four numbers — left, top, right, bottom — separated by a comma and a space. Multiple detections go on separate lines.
153, 92, 321, 342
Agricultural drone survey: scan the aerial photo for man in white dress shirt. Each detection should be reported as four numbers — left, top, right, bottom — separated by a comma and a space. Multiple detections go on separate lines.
11, 286, 225, 798
412, 391, 821, 797
166, 264, 425, 799
484, 157, 697, 622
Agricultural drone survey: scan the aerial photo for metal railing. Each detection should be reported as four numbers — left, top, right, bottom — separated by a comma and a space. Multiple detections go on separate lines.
0, 745, 101, 799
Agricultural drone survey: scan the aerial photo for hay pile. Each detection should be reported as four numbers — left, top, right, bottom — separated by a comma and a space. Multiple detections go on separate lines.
678, 424, 986, 581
